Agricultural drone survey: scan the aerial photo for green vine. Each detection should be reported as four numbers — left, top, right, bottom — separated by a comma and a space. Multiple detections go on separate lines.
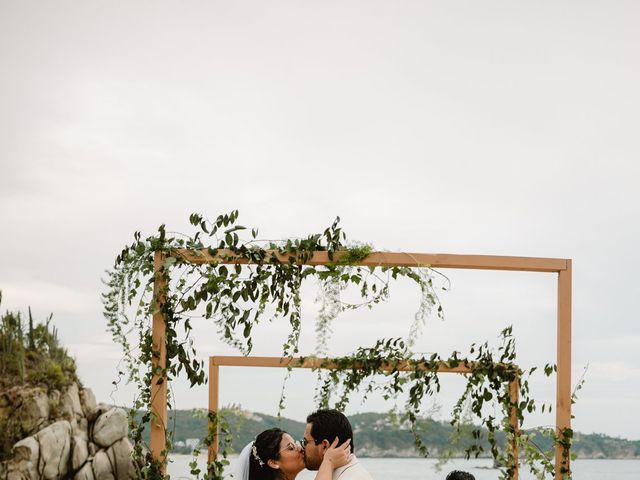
312, 326, 566, 479
102, 210, 573, 479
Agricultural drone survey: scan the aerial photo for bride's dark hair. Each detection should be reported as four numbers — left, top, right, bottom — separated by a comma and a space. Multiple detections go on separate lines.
249, 428, 286, 480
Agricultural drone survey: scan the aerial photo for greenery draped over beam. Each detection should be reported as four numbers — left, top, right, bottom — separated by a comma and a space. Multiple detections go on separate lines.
102, 211, 573, 480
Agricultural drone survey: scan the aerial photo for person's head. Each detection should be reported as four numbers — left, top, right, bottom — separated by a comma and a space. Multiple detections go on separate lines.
445, 471, 475, 480
249, 428, 304, 480
303, 409, 353, 470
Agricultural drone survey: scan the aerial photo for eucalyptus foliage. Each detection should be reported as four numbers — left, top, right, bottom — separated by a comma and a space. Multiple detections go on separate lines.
103, 211, 572, 480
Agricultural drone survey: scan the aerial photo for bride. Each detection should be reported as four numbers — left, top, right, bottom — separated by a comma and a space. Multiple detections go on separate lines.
236, 427, 351, 480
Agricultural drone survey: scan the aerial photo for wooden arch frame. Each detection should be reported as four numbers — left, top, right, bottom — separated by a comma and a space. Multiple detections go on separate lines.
207, 355, 522, 475
150, 250, 572, 479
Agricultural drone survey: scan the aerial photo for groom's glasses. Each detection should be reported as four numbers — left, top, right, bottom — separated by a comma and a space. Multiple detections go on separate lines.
300, 437, 320, 448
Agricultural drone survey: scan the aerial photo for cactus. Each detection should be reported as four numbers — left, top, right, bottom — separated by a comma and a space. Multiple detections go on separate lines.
28, 306, 35, 350
0, 294, 77, 391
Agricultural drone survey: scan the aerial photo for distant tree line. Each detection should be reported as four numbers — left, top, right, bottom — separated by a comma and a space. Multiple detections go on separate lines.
140, 408, 640, 459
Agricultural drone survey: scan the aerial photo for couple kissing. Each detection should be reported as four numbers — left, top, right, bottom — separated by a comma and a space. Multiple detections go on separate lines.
236, 409, 373, 480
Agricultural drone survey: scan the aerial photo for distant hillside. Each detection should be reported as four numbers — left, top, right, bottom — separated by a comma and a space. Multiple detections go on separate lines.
144, 409, 640, 459
151, 407, 307, 454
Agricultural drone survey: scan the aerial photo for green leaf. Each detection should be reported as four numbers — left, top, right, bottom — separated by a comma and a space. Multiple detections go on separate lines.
163, 256, 177, 269
224, 225, 246, 234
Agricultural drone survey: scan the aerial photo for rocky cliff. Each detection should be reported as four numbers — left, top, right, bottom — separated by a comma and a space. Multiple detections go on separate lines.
0, 298, 136, 480
0, 382, 136, 480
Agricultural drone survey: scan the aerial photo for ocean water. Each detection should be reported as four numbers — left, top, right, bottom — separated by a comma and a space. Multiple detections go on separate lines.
167, 454, 640, 479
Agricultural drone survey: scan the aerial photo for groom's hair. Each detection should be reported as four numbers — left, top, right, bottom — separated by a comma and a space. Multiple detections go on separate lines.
446, 471, 475, 480
306, 409, 354, 453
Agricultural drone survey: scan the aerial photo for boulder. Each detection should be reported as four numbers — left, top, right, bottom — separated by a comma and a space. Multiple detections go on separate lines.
61, 383, 83, 419
0, 384, 136, 480
6, 466, 34, 480
0, 387, 50, 436
3, 436, 40, 480
71, 435, 89, 471
92, 408, 127, 448
74, 462, 95, 480
88, 442, 98, 456
27, 390, 51, 430
89, 403, 111, 424
36, 420, 72, 480
74, 417, 89, 441
79, 389, 97, 419
106, 438, 135, 479
91, 450, 115, 480
12, 436, 39, 463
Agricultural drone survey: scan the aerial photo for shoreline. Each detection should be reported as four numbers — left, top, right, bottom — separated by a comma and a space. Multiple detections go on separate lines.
168, 452, 640, 461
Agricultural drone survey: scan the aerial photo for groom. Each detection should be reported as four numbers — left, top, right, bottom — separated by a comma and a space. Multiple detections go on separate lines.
302, 409, 373, 480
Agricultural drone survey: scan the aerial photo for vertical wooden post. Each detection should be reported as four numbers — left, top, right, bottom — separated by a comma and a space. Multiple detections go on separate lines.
508, 374, 520, 480
555, 261, 572, 479
208, 358, 220, 463
151, 251, 168, 472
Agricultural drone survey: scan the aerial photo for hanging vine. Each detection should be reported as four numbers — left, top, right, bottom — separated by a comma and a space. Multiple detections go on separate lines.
102, 210, 572, 480
312, 326, 570, 479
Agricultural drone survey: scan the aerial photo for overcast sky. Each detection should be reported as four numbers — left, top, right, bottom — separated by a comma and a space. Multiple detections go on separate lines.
1, 1, 639, 441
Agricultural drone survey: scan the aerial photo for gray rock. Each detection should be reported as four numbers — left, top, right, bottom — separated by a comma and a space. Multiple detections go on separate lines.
74, 462, 95, 480
71, 435, 89, 471
36, 420, 72, 480
13, 388, 50, 434
91, 450, 115, 480
11, 436, 39, 463
79, 389, 97, 419
106, 438, 135, 479
74, 417, 89, 441
89, 403, 112, 423
61, 383, 84, 419
0, 387, 49, 460
4, 436, 40, 480
92, 408, 127, 448
27, 389, 50, 425
88, 442, 98, 456
6, 466, 33, 480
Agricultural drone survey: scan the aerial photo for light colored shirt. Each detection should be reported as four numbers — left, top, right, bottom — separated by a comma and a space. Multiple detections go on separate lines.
332, 455, 373, 480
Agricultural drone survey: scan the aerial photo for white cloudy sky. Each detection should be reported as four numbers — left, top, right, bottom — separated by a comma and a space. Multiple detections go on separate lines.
1, 1, 639, 441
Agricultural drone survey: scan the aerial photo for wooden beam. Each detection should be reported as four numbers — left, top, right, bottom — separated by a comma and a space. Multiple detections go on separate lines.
208, 361, 220, 463
150, 251, 168, 472
172, 249, 569, 273
555, 261, 572, 479
209, 355, 489, 373
509, 375, 520, 480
